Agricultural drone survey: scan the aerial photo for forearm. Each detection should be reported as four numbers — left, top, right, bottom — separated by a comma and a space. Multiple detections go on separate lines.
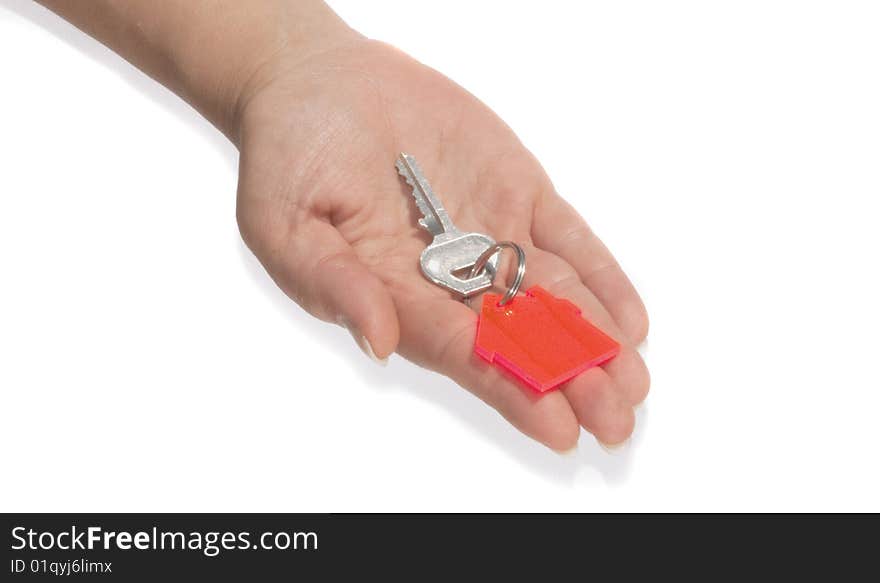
37, 0, 356, 143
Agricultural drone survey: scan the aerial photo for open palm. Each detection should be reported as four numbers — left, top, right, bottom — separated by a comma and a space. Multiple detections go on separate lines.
235, 39, 649, 450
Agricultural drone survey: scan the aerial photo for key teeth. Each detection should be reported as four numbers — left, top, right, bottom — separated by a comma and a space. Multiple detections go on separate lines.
396, 155, 439, 234
396, 164, 416, 188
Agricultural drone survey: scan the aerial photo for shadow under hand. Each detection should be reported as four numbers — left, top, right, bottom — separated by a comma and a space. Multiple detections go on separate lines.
1, 0, 237, 173
238, 238, 643, 486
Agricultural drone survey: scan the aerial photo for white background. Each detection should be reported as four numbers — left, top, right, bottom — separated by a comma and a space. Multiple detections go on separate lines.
1, 0, 878, 512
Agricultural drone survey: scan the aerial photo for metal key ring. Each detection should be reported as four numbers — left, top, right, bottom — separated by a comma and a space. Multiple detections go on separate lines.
468, 241, 526, 306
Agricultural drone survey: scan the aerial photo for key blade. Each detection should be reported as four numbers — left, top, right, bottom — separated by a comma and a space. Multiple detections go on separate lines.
395, 153, 449, 236
395, 153, 443, 234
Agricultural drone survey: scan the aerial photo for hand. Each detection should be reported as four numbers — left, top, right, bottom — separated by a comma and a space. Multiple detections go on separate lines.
234, 37, 650, 450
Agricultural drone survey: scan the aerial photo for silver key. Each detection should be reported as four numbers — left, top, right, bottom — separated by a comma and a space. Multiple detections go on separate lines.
396, 152, 499, 297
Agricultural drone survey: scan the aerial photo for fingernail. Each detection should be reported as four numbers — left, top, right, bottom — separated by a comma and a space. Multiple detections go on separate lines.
554, 443, 579, 456
338, 316, 389, 366
598, 438, 630, 454
355, 334, 388, 367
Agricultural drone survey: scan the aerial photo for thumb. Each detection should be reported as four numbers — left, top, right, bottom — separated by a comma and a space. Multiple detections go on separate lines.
243, 216, 400, 362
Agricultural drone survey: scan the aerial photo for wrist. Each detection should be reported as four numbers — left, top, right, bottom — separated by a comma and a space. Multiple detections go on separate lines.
167, 1, 358, 143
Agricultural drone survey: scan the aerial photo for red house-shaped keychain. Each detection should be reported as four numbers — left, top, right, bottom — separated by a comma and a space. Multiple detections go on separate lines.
475, 286, 620, 392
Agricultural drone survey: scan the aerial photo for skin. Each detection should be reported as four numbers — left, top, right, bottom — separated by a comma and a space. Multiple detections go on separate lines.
39, 0, 649, 450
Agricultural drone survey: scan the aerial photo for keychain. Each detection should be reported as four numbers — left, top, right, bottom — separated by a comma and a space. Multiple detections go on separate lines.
396, 153, 620, 392
468, 242, 619, 392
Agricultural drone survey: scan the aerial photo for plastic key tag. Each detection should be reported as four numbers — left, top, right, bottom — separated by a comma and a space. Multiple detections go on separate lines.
474, 286, 620, 392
